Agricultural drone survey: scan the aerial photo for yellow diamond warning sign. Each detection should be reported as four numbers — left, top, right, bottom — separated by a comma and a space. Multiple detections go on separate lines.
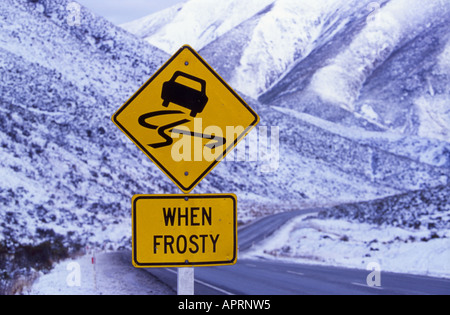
132, 194, 237, 268
112, 45, 259, 193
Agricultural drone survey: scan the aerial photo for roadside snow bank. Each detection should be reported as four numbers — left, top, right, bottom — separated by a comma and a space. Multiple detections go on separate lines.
243, 214, 450, 279
30, 252, 174, 295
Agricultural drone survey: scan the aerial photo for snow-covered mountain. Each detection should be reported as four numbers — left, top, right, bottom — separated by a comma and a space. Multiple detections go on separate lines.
0, 0, 448, 246
259, 0, 450, 142
121, 0, 275, 55
0, 0, 169, 274
1, 0, 449, 293
122, 0, 450, 215
124, 0, 450, 143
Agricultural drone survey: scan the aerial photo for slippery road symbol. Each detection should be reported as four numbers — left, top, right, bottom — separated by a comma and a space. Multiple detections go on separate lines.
112, 45, 260, 194
138, 111, 226, 150
138, 71, 225, 150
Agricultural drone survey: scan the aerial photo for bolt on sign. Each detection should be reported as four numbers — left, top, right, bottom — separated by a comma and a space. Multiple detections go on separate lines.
132, 194, 237, 267
112, 45, 259, 193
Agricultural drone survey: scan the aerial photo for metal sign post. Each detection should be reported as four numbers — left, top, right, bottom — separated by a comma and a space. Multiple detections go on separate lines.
178, 267, 195, 295
131, 194, 237, 295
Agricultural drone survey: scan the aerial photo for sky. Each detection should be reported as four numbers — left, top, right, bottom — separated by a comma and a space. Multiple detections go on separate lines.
75, 0, 186, 25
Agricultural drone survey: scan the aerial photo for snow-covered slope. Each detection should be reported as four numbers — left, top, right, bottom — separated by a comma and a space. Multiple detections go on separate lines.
1, 0, 449, 293
274, 107, 450, 168
123, 0, 374, 98
120, 2, 185, 43
229, 0, 372, 98
124, 0, 450, 142
2, 0, 440, 254
121, 0, 275, 54
258, 0, 450, 142
0, 0, 169, 250
1, 0, 448, 250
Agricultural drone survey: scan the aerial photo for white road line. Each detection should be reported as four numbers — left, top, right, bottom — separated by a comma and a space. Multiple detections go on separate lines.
287, 270, 304, 276
351, 282, 383, 290
194, 277, 235, 296
246, 264, 257, 267
165, 268, 235, 295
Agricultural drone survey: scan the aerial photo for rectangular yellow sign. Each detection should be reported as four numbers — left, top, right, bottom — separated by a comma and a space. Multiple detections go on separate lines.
132, 194, 237, 268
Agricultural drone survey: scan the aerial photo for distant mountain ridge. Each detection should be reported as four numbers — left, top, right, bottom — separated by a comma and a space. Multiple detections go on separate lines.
123, 0, 450, 143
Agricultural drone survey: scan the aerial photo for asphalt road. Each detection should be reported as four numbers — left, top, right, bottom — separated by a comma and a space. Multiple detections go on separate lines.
149, 259, 450, 295
143, 209, 450, 295
238, 209, 317, 251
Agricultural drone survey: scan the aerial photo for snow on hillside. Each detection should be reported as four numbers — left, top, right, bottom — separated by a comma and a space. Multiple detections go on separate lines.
273, 107, 450, 168
230, 0, 370, 98
123, 0, 450, 142
257, 0, 450, 142
121, 0, 275, 54
243, 213, 450, 279
3, 0, 438, 262
120, 2, 185, 42
0, 0, 169, 256
122, 0, 372, 98
1, 0, 449, 294
30, 252, 173, 295
308, 0, 450, 135
244, 182, 450, 279
1, 0, 447, 249
309, 0, 445, 107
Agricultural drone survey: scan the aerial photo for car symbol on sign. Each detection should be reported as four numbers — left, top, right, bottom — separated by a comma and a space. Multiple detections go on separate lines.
161, 71, 209, 117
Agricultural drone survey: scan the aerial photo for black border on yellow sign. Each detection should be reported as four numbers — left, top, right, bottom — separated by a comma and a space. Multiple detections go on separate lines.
132, 194, 238, 268
112, 45, 260, 193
